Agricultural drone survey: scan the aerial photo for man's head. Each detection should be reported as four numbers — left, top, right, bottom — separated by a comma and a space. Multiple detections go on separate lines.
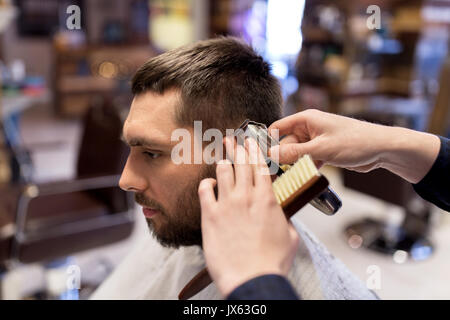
120, 37, 282, 248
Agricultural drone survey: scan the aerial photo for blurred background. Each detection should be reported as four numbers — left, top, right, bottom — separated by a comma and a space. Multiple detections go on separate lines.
0, 0, 449, 300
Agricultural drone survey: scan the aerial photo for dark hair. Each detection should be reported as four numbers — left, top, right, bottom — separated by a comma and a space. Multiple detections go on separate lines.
131, 37, 282, 131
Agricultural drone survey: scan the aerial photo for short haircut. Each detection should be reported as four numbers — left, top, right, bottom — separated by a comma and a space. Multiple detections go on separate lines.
131, 36, 282, 132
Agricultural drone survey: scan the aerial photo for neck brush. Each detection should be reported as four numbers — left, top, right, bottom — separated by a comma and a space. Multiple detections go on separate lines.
272, 154, 329, 219
178, 154, 331, 300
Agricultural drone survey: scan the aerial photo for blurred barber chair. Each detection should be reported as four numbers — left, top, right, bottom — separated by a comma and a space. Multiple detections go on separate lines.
343, 55, 450, 261
0, 99, 134, 298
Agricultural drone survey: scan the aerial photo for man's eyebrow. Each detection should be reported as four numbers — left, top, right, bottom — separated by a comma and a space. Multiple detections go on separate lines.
120, 133, 167, 149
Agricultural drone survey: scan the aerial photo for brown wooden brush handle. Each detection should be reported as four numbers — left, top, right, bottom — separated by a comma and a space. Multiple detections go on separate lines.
282, 175, 328, 218
178, 175, 329, 300
178, 267, 213, 300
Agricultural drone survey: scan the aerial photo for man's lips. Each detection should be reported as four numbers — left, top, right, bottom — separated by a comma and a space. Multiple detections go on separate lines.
142, 207, 161, 218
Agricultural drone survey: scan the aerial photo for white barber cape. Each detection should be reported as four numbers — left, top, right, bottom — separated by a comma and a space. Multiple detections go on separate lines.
91, 217, 378, 300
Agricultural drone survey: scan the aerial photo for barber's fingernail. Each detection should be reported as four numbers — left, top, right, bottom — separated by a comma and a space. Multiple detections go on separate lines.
247, 139, 257, 152
249, 137, 258, 146
268, 145, 279, 157
217, 159, 231, 165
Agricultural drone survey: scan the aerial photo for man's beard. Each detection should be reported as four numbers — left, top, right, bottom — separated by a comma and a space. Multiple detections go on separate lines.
135, 165, 216, 248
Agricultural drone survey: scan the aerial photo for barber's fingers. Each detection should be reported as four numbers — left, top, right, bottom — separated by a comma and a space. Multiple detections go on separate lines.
224, 135, 235, 162
198, 178, 217, 213
245, 138, 272, 187
216, 159, 234, 197
269, 112, 310, 137
269, 140, 318, 165
279, 134, 300, 145
225, 136, 252, 189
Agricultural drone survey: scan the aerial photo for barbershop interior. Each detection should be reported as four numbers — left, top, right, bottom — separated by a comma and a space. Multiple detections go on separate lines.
0, 0, 449, 300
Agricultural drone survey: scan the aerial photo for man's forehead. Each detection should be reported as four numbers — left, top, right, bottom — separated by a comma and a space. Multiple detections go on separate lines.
123, 90, 182, 144
126, 90, 179, 123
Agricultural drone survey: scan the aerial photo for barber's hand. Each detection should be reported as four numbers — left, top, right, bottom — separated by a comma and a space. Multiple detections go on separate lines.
198, 137, 299, 297
269, 109, 440, 183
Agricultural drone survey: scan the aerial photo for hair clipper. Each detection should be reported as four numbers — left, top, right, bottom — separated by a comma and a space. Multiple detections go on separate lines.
234, 119, 341, 216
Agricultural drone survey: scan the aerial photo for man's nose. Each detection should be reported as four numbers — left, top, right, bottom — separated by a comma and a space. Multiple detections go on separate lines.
119, 158, 148, 192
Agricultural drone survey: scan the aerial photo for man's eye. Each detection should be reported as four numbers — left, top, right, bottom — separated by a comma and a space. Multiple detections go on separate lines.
143, 151, 160, 159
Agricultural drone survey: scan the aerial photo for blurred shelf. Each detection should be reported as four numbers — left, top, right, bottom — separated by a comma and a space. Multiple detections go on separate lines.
294, 0, 427, 114
344, 78, 411, 97
391, 6, 424, 33
57, 76, 116, 94
1, 90, 51, 118
301, 28, 344, 47
53, 44, 156, 117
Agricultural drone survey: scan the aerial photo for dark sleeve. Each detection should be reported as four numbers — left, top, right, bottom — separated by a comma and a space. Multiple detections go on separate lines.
226, 274, 299, 300
413, 136, 450, 212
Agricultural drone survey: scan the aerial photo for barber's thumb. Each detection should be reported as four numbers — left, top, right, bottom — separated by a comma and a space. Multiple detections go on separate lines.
269, 143, 313, 164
